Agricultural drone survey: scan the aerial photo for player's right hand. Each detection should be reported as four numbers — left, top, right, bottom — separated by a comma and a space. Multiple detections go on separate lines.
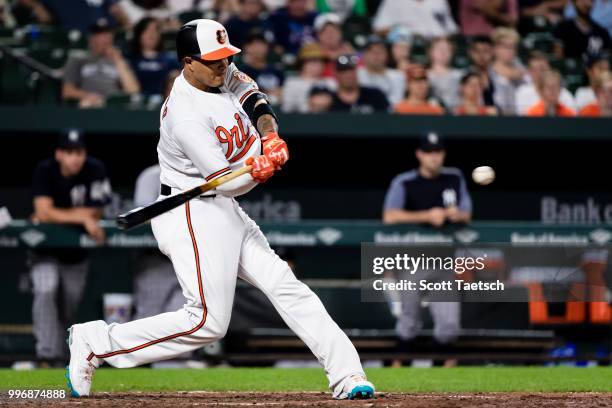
246, 155, 275, 183
428, 207, 446, 227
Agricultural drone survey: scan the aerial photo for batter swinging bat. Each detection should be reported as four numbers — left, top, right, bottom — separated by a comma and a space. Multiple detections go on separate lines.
117, 166, 252, 230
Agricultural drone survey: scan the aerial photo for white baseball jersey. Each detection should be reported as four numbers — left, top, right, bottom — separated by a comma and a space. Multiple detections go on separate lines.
158, 68, 261, 195
74, 65, 368, 400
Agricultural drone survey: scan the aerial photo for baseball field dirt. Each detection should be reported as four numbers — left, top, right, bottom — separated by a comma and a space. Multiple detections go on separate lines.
1, 391, 612, 407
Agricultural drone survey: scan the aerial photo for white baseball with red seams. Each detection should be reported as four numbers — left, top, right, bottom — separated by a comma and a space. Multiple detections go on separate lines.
68, 19, 373, 400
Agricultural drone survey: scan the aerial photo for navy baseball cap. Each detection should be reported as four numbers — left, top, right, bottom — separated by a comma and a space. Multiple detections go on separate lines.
336, 54, 359, 71
419, 131, 445, 152
58, 128, 86, 149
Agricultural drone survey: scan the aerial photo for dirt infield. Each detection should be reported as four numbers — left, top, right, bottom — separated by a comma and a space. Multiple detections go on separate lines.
2, 392, 612, 407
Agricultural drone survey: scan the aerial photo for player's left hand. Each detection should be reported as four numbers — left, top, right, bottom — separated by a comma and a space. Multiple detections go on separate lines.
261, 132, 289, 169
246, 155, 275, 183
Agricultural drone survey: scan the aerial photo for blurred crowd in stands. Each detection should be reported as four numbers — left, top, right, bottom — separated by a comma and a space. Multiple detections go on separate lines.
1, 0, 611, 116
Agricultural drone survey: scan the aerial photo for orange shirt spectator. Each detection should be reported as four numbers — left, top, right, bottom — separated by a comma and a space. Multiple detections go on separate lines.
526, 101, 576, 116
579, 71, 612, 117
525, 70, 576, 117
395, 102, 444, 115
394, 65, 444, 115
454, 72, 498, 115
579, 103, 602, 117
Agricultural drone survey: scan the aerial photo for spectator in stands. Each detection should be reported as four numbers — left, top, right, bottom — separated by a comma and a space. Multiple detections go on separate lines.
30, 129, 111, 366
518, 0, 566, 33
225, 0, 270, 49
281, 43, 336, 113
383, 132, 470, 364
118, 0, 182, 29
236, 31, 284, 104
308, 84, 334, 112
373, 0, 458, 39
554, 0, 612, 59
575, 51, 611, 109
490, 27, 527, 115
387, 26, 413, 72
129, 17, 180, 99
515, 51, 575, 114
460, 0, 519, 36
10, 0, 52, 26
62, 22, 140, 108
565, 0, 612, 37
34, 0, 129, 32
314, 13, 354, 77
267, 0, 318, 54
357, 35, 405, 106
315, 0, 369, 21
0, 0, 16, 27
455, 71, 498, 114
394, 65, 445, 115
330, 55, 390, 113
427, 37, 463, 110
579, 70, 612, 115
526, 69, 577, 115
468, 36, 496, 106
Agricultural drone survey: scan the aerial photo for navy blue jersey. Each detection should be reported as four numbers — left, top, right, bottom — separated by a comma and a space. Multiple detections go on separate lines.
384, 168, 472, 213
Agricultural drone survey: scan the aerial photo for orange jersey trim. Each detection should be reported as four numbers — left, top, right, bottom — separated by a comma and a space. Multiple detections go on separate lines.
88, 202, 207, 362
205, 167, 231, 182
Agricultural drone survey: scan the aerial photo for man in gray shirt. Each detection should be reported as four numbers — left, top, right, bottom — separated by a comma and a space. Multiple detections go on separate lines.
62, 21, 140, 108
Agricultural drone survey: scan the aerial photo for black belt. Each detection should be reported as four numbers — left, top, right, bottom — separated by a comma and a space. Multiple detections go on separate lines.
160, 183, 216, 198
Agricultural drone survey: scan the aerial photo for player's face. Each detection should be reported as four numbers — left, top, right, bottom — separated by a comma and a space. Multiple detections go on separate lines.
187, 57, 229, 88
55, 148, 87, 177
416, 149, 445, 174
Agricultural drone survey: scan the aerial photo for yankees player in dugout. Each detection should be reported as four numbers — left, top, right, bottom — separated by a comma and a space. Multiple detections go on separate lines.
66, 19, 375, 400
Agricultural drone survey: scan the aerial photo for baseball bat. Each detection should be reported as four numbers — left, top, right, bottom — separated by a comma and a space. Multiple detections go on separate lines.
116, 166, 252, 230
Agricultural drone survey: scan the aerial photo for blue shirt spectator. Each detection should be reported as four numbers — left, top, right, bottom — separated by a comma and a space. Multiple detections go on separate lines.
225, 0, 271, 49
129, 17, 179, 97
237, 32, 285, 104
39, 0, 126, 32
565, 0, 612, 37
267, 0, 317, 54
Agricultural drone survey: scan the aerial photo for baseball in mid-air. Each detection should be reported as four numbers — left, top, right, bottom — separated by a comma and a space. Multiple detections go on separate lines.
472, 166, 495, 185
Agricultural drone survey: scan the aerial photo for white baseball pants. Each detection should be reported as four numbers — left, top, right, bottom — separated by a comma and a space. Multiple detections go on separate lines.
79, 195, 365, 394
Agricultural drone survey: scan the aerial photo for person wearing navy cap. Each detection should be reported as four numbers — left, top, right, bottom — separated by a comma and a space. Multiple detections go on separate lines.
382, 131, 472, 366
29, 128, 112, 366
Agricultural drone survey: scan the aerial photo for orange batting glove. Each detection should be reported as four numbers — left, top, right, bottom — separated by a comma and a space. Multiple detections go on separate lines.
261, 132, 289, 169
246, 155, 275, 183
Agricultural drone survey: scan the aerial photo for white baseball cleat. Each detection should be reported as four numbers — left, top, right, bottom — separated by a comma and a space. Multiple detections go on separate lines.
337, 375, 375, 400
65, 324, 98, 397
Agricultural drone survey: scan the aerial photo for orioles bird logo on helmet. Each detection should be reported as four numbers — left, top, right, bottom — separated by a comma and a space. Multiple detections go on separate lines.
216, 29, 227, 44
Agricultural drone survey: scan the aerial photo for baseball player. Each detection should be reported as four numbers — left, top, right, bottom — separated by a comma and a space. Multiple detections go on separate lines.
66, 19, 375, 400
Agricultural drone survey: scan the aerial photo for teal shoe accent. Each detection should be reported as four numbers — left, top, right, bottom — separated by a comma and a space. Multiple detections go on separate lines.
348, 385, 374, 400
65, 366, 80, 397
